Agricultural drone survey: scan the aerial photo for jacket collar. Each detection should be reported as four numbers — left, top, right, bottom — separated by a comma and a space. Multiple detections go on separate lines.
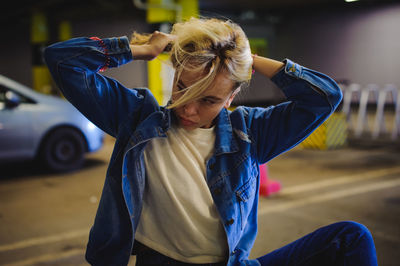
213, 108, 239, 155
127, 107, 171, 148
127, 107, 239, 155
166, 107, 239, 155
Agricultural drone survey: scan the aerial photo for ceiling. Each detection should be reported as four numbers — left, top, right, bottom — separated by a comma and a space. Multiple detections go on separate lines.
2, 0, 398, 27
199, 0, 388, 10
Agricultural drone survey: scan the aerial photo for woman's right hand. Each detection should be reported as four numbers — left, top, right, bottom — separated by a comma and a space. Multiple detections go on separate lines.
130, 31, 176, 61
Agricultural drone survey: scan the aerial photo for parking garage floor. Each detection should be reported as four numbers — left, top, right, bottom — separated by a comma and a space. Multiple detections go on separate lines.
0, 133, 399, 266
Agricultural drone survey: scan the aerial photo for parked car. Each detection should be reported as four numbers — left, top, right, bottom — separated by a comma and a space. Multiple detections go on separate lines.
0, 74, 105, 172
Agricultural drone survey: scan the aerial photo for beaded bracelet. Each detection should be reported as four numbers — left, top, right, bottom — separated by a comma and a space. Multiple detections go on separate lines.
252, 54, 257, 74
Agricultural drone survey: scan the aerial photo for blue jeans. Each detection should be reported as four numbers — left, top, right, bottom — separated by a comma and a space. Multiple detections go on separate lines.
135, 221, 377, 266
256, 221, 377, 266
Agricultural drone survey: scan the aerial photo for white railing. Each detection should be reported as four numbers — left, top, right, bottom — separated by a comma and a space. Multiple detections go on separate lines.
372, 84, 397, 139
341, 83, 361, 132
340, 83, 399, 140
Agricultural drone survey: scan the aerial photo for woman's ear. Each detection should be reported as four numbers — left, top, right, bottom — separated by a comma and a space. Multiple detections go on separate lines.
224, 87, 240, 109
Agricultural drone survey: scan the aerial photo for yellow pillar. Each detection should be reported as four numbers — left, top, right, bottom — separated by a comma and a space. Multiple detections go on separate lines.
146, 0, 176, 24
59, 20, 72, 41
178, 0, 199, 21
146, 0, 199, 105
147, 54, 175, 105
31, 10, 51, 94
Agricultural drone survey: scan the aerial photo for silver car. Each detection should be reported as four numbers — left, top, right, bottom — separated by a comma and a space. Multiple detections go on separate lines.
0, 74, 105, 172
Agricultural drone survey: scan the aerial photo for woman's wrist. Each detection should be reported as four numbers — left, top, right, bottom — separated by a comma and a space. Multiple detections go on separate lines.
252, 55, 285, 78
130, 44, 158, 61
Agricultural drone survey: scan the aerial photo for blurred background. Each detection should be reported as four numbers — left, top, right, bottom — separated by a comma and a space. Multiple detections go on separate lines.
1, 0, 400, 106
0, 0, 399, 265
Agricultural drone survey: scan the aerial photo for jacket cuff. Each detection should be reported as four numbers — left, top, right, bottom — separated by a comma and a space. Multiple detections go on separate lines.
270, 58, 316, 99
270, 59, 302, 88
92, 36, 133, 71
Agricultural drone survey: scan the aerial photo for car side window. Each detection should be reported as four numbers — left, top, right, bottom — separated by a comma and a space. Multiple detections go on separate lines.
0, 85, 34, 104
0, 86, 6, 103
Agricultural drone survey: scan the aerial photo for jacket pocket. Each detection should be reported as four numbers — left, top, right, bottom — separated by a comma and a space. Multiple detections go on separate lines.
235, 163, 258, 230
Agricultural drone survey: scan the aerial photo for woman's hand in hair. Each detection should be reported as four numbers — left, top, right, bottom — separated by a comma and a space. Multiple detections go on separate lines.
130, 31, 176, 61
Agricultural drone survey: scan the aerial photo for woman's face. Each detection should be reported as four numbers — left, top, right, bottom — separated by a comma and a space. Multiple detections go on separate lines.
171, 70, 238, 130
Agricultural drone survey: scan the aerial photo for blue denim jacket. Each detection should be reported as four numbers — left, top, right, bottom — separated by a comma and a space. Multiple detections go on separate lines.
44, 36, 342, 266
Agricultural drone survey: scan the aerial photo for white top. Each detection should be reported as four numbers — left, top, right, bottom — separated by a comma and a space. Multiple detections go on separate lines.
136, 124, 228, 263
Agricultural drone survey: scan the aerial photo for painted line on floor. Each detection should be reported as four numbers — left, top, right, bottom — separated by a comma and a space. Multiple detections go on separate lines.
0, 229, 89, 252
285, 208, 400, 243
280, 166, 400, 195
259, 178, 400, 215
3, 248, 85, 266
1, 168, 399, 254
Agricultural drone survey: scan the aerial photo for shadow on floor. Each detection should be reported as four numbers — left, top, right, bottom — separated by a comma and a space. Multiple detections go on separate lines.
0, 158, 106, 180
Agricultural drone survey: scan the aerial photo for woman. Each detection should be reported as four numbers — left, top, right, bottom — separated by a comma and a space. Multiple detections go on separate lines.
44, 17, 377, 266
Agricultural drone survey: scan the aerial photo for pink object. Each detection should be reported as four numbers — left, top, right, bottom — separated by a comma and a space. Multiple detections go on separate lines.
259, 164, 281, 196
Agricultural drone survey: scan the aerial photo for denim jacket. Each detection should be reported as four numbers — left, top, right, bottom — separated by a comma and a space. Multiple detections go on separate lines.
44, 36, 342, 266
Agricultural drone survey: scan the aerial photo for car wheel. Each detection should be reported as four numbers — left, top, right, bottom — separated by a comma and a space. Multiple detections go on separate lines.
40, 128, 85, 172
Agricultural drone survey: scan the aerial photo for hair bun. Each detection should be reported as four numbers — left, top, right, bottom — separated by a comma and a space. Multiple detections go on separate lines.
212, 40, 236, 60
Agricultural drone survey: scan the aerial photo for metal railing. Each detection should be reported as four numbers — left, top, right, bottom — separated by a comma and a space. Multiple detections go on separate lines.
340, 83, 399, 140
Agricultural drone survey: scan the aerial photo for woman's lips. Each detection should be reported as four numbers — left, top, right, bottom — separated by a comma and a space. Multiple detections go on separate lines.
179, 116, 196, 126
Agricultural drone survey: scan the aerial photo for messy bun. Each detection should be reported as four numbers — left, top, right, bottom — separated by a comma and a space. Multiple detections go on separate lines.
168, 17, 252, 109
130, 17, 252, 109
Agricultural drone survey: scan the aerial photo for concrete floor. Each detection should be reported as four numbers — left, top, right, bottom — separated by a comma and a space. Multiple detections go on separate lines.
0, 133, 399, 266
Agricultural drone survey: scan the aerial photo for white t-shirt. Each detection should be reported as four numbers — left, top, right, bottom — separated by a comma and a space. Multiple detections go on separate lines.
135, 124, 228, 263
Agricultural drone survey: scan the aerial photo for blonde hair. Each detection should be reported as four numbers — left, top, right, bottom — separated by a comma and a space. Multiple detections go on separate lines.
131, 17, 253, 109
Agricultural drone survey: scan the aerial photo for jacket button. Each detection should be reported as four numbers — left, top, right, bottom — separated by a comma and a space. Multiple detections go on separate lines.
209, 163, 215, 170
226, 218, 234, 226
214, 188, 222, 195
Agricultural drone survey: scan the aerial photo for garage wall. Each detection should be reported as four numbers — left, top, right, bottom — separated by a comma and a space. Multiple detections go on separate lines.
0, 18, 151, 94
270, 3, 400, 87
1, 2, 399, 105
72, 18, 151, 90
